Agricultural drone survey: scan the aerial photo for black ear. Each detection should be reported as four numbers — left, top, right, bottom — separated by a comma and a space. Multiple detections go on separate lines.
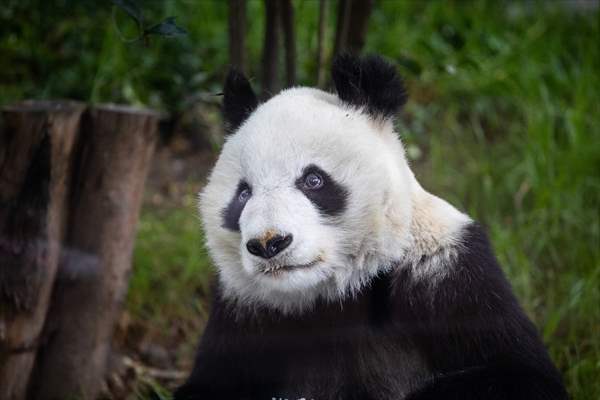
223, 68, 259, 133
331, 54, 407, 121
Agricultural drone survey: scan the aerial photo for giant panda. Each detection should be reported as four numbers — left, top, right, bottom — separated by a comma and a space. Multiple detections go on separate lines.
175, 54, 567, 400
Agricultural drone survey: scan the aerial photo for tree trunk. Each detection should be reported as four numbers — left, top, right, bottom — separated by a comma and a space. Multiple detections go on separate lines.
333, 0, 352, 55
280, 0, 296, 87
228, 0, 247, 73
29, 105, 158, 400
334, 0, 373, 55
261, 0, 280, 99
316, 0, 329, 88
0, 101, 84, 400
346, 0, 374, 53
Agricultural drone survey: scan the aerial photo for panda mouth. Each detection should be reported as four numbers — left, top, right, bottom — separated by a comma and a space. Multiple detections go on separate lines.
260, 259, 320, 275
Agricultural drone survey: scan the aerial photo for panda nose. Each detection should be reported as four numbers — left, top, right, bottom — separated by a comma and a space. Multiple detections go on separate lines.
246, 234, 293, 259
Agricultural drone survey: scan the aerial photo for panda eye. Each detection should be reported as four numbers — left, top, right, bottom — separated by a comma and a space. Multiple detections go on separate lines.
304, 172, 324, 190
238, 186, 251, 202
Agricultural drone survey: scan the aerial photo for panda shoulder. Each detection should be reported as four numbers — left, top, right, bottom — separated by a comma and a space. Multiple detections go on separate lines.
394, 209, 522, 319
393, 185, 518, 303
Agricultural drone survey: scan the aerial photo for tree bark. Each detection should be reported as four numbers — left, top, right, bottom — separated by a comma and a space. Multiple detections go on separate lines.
333, 0, 352, 55
346, 0, 374, 53
29, 104, 158, 400
0, 101, 84, 400
334, 0, 373, 55
261, 0, 280, 99
228, 0, 247, 73
316, 0, 328, 88
280, 0, 296, 87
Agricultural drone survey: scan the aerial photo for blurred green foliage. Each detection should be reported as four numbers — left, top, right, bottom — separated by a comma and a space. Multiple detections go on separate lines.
2, 1, 599, 399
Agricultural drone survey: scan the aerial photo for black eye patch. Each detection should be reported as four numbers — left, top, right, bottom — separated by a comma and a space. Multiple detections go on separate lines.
295, 164, 349, 217
221, 181, 252, 231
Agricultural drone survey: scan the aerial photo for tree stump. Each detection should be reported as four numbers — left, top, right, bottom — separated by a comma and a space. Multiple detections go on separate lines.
30, 104, 159, 400
0, 101, 85, 400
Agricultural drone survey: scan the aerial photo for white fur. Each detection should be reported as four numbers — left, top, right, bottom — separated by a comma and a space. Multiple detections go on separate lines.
199, 87, 471, 314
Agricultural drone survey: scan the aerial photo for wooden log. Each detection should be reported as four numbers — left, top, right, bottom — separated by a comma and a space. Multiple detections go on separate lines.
30, 104, 158, 400
0, 101, 85, 400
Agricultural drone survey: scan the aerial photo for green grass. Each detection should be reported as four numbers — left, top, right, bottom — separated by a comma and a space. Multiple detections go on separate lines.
128, 195, 212, 356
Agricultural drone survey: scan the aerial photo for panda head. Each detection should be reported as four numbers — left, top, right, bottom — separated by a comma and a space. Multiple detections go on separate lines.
201, 54, 420, 313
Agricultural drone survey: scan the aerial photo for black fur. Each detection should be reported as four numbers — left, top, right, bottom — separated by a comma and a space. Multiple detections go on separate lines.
332, 53, 407, 121
221, 181, 251, 232
175, 222, 567, 400
223, 68, 259, 133
295, 164, 349, 217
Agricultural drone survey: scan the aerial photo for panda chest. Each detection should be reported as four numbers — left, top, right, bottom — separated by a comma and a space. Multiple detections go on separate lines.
241, 311, 426, 400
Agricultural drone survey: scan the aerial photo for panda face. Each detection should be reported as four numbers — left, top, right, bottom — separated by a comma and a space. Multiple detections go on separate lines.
200, 88, 415, 313
200, 56, 419, 313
